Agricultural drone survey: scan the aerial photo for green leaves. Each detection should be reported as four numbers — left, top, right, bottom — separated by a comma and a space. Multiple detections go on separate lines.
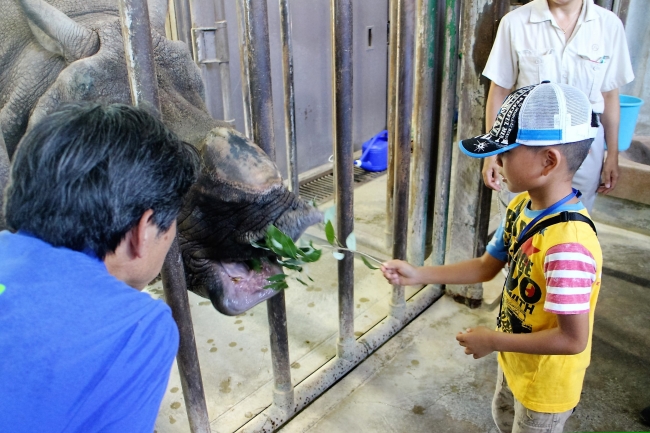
251, 210, 383, 292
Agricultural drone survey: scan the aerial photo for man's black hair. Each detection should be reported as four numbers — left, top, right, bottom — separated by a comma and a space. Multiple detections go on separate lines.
551, 138, 594, 174
4, 103, 200, 259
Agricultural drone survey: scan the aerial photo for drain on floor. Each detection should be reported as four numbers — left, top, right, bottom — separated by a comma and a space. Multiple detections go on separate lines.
299, 167, 386, 205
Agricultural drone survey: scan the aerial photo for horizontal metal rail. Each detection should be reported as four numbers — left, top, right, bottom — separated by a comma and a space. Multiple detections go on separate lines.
236, 285, 444, 432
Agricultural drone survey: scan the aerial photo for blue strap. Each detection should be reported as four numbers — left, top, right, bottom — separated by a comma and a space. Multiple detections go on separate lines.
516, 188, 581, 242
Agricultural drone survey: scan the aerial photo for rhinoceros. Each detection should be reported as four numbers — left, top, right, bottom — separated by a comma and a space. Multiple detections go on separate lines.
0, 0, 321, 315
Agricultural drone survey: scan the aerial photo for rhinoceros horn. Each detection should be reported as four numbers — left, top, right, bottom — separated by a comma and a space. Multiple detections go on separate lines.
18, 0, 100, 62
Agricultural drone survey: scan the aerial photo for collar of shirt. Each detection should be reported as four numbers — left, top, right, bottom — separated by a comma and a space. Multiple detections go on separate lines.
529, 0, 598, 29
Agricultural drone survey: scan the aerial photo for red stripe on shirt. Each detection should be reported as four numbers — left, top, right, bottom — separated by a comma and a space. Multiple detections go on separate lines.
544, 243, 597, 315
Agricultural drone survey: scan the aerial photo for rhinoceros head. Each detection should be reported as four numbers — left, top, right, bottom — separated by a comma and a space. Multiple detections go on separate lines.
5, 0, 322, 315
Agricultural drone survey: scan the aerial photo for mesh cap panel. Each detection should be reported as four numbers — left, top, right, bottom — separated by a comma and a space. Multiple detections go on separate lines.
562, 84, 590, 126
520, 85, 560, 130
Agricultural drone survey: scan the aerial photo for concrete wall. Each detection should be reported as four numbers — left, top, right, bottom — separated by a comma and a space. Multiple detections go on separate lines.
621, 0, 650, 136
185, 0, 388, 178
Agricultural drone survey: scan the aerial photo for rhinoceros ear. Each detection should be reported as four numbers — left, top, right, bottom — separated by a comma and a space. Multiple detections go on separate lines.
19, 0, 100, 62
148, 0, 169, 33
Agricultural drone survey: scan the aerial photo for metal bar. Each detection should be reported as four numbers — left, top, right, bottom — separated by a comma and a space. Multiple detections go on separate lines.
594, 0, 614, 10
279, 0, 299, 193
117, 1, 210, 432
266, 291, 294, 412
615, 0, 631, 26
241, 0, 293, 412
161, 240, 211, 433
173, 0, 193, 45
235, 285, 445, 432
236, 0, 253, 137
331, 0, 355, 359
214, 0, 234, 123
390, 0, 416, 321
431, 0, 460, 269
385, 0, 398, 249
0, 133, 8, 231
241, 0, 276, 160
407, 0, 438, 266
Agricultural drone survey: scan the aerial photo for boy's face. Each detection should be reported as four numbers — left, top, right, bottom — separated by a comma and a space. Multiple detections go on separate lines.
495, 145, 542, 193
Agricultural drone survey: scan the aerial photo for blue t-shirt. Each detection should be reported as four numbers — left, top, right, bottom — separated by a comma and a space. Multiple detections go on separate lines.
0, 231, 179, 433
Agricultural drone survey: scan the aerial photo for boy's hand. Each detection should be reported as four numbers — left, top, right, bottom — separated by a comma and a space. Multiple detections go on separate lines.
381, 260, 420, 286
481, 156, 501, 191
456, 327, 496, 359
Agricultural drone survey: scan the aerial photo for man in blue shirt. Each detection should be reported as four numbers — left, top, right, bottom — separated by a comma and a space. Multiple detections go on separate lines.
0, 103, 199, 432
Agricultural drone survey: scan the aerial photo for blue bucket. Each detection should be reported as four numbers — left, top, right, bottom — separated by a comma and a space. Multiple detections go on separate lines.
355, 130, 388, 172
618, 95, 644, 152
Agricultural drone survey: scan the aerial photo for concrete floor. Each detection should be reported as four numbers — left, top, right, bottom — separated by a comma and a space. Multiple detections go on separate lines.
149, 175, 650, 433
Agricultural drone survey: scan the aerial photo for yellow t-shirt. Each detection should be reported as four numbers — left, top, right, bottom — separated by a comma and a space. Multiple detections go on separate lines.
487, 192, 602, 413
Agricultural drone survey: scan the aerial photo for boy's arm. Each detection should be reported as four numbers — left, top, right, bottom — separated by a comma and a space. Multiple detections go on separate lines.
381, 252, 505, 286
456, 313, 589, 359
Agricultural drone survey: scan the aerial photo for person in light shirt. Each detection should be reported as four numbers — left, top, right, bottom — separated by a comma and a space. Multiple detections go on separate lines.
481, 0, 634, 212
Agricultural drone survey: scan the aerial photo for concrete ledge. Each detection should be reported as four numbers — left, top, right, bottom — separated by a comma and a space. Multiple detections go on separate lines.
615, 136, 650, 206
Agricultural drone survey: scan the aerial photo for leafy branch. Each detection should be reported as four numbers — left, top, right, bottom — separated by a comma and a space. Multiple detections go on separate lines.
252, 207, 383, 290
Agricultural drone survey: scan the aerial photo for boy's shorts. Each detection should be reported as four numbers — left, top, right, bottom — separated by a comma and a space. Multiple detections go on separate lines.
492, 365, 574, 433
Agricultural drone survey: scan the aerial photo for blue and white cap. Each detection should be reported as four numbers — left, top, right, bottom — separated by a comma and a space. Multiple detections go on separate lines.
459, 82, 598, 158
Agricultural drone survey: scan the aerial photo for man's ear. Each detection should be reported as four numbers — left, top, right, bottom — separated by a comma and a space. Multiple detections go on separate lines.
540, 148, 561, 176
129, 209, 156, 259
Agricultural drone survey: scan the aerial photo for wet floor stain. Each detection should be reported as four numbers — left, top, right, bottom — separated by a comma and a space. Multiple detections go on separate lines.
229, 342, 237, 347
354, 331, 362, 337
219, 378, 232, 393
306, 287, 314, 292
239, 348, 243, 351
250, 313, 254, 316
235, 320, 242, 324
411, 360, 420, 367
305, 340, 310, 344
308, 302, 315, 307
199, 301, 211, 306
169, 415, 176, 424
170, 387, 179, 393
207, 339, 214, 343
245, 412, 253, 418
210, 347, 218, 353
360, 297, 370, 303
291, 362, 301, 369
356, 304, 361, 308
170, 402, 181, 409
261, 347, 268, 353
314, 287, 322, 291
238, 326, 245, 331
412, 405, 425, 415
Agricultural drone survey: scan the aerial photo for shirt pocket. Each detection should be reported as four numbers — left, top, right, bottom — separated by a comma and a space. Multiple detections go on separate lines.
576, 52, 610, 103
517, 50, 543, 85
517, 49, 555, 86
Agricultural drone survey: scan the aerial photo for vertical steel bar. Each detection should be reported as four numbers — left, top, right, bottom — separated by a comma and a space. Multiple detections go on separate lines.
266, 291, 294, 412
391, 0, 416, 321
0, 133, 8, 231
173, 0, 193, 44
595, 0, 614, 10
242, 0, 293, 411
431, 0, 460, 269
117, 1, 210, 432
615, 0, 631, 25
331, 0, 355, 359
214, 0, 234, 123
236, 0, 253, 137
242, 0, 276, 160
279, 0, 299, 193
385, 0, 399, 249
407, 0, 437, 266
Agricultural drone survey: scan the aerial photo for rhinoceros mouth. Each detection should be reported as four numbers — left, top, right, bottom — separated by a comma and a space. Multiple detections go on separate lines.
198, 255, 282, 316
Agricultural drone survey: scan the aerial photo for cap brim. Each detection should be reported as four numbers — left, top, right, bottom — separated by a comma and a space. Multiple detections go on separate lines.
459, 136, 521, 158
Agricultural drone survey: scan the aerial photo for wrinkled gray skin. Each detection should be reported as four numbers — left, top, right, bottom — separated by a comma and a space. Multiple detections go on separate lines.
0, 0, 321, 315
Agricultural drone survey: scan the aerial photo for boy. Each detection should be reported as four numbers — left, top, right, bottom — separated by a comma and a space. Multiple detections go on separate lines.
382, 82, 602, 433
